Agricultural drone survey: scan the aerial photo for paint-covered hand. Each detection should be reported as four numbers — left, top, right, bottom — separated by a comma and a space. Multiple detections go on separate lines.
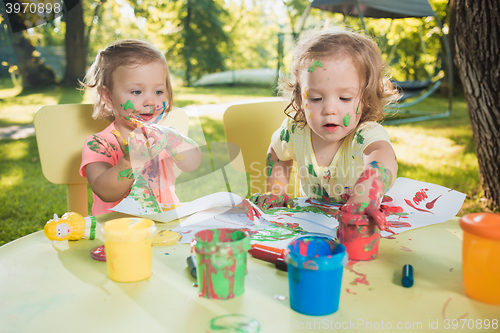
333, 202, 387, 231
335, 161, 393, 230
128, 116, 195, 156
111, 130, 130, 159
249, 193, 295, 210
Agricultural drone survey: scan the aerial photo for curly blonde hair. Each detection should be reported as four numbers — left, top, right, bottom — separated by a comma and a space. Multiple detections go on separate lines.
80, 39, 173, 121
279, 28, 398, 128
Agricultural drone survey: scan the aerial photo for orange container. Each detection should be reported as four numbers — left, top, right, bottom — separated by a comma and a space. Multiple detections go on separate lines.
459, 213, 500, 304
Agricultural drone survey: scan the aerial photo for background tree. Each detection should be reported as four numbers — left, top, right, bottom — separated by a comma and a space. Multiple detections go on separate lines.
454, 0, 500, 210
128, 0, 228, 86
0, 0, 56, 89
62, 0, 106, 87
178, 0, 229, 85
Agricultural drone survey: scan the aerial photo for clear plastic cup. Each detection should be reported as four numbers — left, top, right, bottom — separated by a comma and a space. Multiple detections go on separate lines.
102, 218, 157, 283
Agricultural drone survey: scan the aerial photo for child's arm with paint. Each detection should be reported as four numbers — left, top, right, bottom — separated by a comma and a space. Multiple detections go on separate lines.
84, 133, 136, 203
249, 145, 294, 209
334, 140, 397, 230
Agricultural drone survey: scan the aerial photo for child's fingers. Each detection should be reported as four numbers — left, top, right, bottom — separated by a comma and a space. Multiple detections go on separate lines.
111, 130, 130, 157
365, 206, 387, 231
128, 116, 144, 129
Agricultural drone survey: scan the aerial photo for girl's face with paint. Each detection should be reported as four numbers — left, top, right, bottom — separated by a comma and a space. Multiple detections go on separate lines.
300, 56, 363, 146
102, 61, 168, 133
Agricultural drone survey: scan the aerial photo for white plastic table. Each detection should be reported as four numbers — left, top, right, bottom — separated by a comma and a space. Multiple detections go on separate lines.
0, 214, 498, 333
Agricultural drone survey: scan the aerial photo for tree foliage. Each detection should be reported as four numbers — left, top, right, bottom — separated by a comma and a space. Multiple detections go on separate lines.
2, 0, 455, 89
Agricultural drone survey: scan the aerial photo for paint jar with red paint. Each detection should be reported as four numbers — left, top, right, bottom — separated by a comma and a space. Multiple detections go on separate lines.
286, 236, 347, 316
194, 228, 250, 300
338, 212, 380, 261
459, 213, 500, 305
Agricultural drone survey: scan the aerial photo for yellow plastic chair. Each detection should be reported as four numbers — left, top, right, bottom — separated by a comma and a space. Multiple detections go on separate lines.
34, 104, 189, 216
223, 99, 297, 197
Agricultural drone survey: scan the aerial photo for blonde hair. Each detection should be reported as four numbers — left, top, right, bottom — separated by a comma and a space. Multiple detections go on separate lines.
279, 28, 398, 128
80, 39, 173, 121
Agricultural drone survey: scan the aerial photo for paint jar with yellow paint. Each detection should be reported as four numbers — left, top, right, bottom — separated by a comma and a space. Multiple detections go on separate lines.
459, 213, 500, 304
102, 218, 157, 283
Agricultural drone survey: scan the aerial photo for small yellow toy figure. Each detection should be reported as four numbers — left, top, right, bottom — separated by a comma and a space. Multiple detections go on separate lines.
44, 212, 98, 241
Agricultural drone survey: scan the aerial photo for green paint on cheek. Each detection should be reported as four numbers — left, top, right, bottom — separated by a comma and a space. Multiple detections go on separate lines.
125, 116, 130, 120
355, 106, 360, 115
121, 100, 135, 111
343, 114, 351, 127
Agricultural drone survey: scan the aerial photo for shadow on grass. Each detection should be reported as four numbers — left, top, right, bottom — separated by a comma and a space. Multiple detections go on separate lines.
383, 94, 470, 129
448, 131, 476, 155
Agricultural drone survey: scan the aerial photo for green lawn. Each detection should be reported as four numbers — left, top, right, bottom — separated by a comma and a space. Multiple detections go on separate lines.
0, 78, 492, 246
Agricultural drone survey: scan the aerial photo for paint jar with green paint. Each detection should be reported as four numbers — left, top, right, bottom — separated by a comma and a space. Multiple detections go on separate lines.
194, 228, 251, 299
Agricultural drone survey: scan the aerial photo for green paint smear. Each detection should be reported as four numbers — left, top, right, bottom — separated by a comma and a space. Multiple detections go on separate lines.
307, 60, 323, 72
117, 168, 134, 180
279, 128, 290, 143
266, 204, 336, 218
354, 129, 365, 144
343, 113, 351, 127
121, 100, 135, 111
249, 225, 301, 241
307, 164, 317, 177
209, 315, 260, 333
128, 175, 162, 213
265, 154, 275, 178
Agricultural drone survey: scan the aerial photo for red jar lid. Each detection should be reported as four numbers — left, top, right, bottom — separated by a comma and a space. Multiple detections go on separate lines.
459, 213, 500, 240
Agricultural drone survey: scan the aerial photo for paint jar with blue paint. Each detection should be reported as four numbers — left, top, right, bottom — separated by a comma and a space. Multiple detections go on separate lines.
286, 236, 348, 316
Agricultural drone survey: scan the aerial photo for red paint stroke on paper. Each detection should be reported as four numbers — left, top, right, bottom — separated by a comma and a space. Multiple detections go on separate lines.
381, 195, 393, 203
413, 188, 429, 205
400, 246, 412, 252
426, 195, 442, 209
385, 220, 412, 228
404, 199, 434, 214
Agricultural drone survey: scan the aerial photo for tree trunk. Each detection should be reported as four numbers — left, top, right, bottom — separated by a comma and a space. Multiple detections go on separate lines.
183, 0, 192, 87
1, 0, 56, 89
8, 30, 56, 89
63, 0, 86, 87
446, 0, 463, 94
454, 0, 500, 210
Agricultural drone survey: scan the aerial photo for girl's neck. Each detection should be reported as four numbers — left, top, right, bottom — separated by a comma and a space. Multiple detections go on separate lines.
310, 130, 345, 167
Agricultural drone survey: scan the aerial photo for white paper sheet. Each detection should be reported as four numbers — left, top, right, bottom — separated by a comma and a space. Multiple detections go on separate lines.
112, 191, 242, 223
172, 178, 466, 248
